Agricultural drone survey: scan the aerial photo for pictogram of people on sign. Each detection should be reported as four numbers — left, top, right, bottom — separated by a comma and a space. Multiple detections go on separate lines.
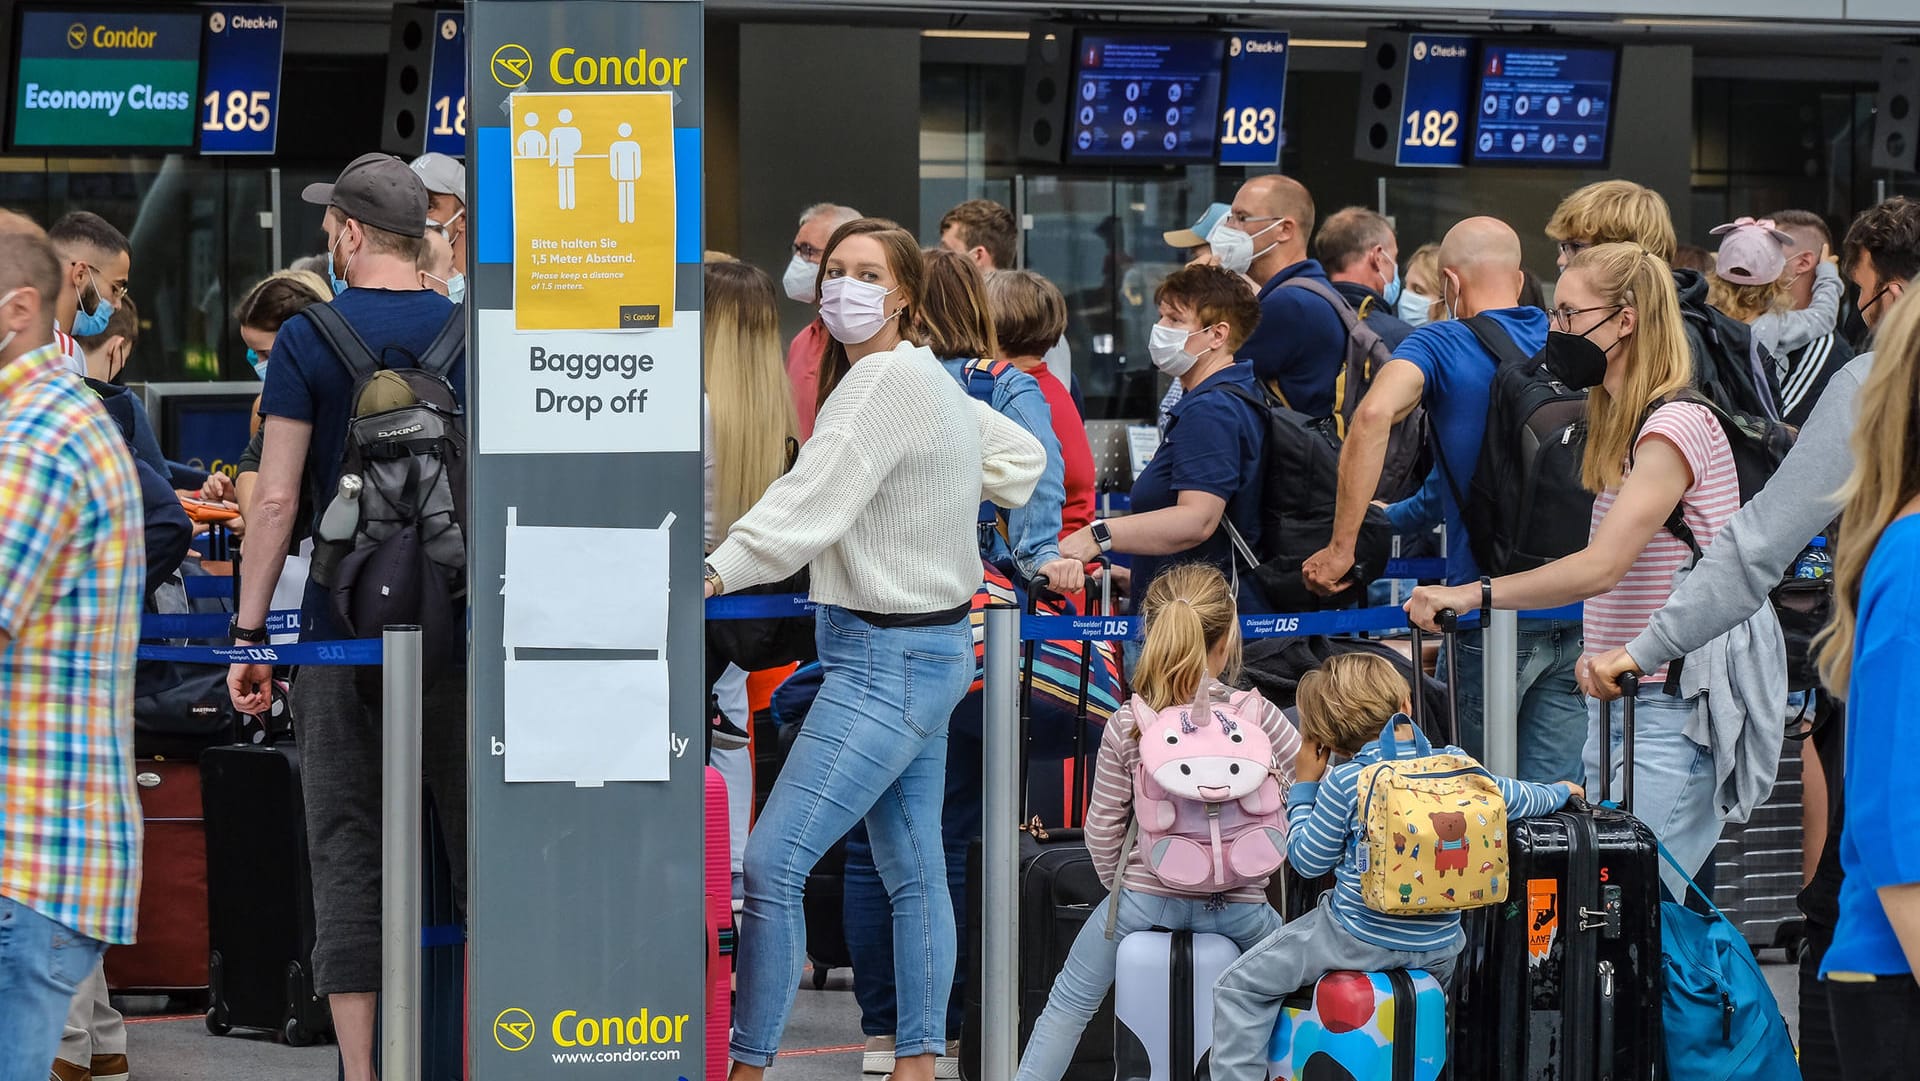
515, 108, 643, 218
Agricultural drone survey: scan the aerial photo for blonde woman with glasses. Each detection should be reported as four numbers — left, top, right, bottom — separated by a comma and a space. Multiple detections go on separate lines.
1408, 243, 1755, 900
1812, 290, 1920, 1081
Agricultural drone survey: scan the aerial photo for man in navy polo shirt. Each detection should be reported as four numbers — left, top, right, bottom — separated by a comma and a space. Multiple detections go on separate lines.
1213, 175, 1348, 417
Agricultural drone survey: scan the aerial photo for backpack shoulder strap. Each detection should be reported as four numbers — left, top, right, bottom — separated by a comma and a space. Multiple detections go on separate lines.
416, 306, 467, 380
1460, 314, 1535, 369
297, 303, 383, 383
1284, 276, 1386, 356
960, 356, 1001, 404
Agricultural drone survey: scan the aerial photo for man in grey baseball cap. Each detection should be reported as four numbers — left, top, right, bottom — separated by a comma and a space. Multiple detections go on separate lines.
301, 153, 429, 292
410, 151, 468, 272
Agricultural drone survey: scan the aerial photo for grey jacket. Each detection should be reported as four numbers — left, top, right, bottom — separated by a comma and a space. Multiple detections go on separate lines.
1672, 570, 1786, 824
1624, 353, 1874, 673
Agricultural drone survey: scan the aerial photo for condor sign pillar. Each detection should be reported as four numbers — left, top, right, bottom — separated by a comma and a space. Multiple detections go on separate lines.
465, 1, 707, 1077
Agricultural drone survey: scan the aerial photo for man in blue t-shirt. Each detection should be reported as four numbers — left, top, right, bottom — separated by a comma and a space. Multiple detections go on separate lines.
1300, 216, 1584, 785
1217, 175, 1348, 418
222, 153, 465, 1081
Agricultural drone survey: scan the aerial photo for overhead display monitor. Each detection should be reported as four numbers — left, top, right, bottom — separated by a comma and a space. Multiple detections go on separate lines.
1396, 34, 1475, 168
199, 4, 284, 154
423, 10, 465, 157
1067, 30, 1226, 164
11, 7, 203, 150
1217, 31, 1288, 168
1470, 42, 1617, 167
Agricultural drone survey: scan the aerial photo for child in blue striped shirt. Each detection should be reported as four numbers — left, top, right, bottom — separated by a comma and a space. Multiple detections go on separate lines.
1209, 653, 1581, 1081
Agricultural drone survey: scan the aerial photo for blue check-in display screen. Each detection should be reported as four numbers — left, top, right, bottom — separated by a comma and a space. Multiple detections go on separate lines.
1471, 43, 1616, 166
1067, 32, 1226, 164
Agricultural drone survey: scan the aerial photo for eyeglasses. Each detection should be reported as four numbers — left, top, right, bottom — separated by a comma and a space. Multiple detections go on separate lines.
1227, 211, 1283, 227
1548, 303, 1623, 331
1556, 240, 1591, 260
793, 242, 824, 261
83, 263, 129, 301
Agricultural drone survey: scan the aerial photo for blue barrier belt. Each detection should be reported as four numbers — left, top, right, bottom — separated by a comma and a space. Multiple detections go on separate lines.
141, 610, 304, 639
135, 639, 384, 666
182, 575, 237, 600
1381, 557, 1449, 579
705, 594, 818, 620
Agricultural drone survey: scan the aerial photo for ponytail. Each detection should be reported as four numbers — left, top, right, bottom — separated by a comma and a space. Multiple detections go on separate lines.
1132, 564, 1240, 711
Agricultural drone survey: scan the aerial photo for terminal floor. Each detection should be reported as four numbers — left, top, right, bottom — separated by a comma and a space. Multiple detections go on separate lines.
125, 960, 1799, 1078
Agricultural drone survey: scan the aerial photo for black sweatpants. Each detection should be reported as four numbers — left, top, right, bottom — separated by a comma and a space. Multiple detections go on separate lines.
294, 664, 468, 994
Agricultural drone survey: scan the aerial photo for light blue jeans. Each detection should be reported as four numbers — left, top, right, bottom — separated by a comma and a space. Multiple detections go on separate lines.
1585, 686, 1722, 900
1445, 619, 1589, 785
730, 606, 974, 1067
1014, 890, 1283, 1081
0, 895, 107, 1081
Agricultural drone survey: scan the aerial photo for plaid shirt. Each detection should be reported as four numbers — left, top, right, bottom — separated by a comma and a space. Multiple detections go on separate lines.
0, 343, 145, 944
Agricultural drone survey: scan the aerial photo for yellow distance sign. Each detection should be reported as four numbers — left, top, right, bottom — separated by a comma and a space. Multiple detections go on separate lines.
510, 91, 676, 331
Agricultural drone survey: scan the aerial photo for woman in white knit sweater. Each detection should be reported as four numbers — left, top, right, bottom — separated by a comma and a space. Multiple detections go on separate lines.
704, 218, 1046, 1081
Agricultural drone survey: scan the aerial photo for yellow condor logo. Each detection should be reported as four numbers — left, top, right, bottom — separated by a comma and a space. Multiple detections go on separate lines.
552, 1008, 690, 1049
493, 1007, 536, 1052
549, 47, 689, 87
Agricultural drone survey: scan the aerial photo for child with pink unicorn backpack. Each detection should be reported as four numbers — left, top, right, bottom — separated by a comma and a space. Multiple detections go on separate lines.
1013, 564, 1300, 1081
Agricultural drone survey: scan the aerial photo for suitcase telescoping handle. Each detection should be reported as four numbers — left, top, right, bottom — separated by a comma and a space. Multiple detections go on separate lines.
1597, 672, 1639, 812
1026, 572, 1101, 828
1406, 609, 1460, 746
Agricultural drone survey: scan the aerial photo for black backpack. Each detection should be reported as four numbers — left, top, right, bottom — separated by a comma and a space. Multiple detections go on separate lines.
1277, 276, 1431, 503
1676, 273, 1778, 420
1452, 316, 1595, 576
300, 303, 468, 680
1215, 381, 1393, 611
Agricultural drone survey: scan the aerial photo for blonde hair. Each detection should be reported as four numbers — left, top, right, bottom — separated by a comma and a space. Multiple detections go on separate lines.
1566, 243, 1694, 493
1294, 653, 1412, 756
1707, 272, 1790, 324
1132, 565, 1241, 712
704, 260, 800, 542
1817, 290, 1920, 695
1405, 242, 1445, 323
1546, 180, 1679, 263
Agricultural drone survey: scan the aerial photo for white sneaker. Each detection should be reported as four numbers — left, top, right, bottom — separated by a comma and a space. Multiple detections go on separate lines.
863, 1036, 895, 1076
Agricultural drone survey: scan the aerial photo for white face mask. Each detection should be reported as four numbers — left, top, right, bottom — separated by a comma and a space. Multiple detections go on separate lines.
0, 287, 19, 355
1206, 218, 1281, 276
818, 276, 899, 345
783, 253, 820, 304
1396, 288, 1435, 327
1148, 321, 1216, 377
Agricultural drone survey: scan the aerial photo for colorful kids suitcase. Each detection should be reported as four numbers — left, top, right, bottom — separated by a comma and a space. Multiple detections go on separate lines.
1267, 969, 1447, 1081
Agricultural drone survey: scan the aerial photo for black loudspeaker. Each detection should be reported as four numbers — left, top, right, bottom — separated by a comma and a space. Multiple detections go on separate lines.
1353, 31, 1410, 165
1871, 45, 1920, 173
379, 5, 437, 158
1017, 22, 1074, 165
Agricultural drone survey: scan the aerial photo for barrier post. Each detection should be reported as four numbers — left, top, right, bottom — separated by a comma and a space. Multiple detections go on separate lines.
1482, 608, 1519, 776
981, 603, 1022, 1081
381, 626, 423, 1081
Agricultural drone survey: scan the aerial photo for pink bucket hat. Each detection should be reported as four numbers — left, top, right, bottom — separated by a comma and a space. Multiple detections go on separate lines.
1709, 217, 1796, 285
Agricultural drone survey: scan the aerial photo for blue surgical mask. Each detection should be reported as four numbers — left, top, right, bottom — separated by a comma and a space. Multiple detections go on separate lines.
1382, 262, 1403, 309
72, 269, 112, 336
246, 348, 268, 379
327, 234, 352, 296
446, 272, 466, 305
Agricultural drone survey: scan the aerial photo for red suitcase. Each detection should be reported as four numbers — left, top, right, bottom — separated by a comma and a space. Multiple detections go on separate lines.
105, 757, 210, 994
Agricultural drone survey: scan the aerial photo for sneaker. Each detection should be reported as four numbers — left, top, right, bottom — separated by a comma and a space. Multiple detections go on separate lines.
710, 712, 750, 751
50, 1063, 90, 1081
936, 1041, 960, 1079
862, 1036, 895, 1076
90, 1057, 128, 1081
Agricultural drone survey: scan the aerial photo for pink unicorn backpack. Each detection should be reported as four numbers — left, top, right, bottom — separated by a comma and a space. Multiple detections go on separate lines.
1130, 682, 1287, 892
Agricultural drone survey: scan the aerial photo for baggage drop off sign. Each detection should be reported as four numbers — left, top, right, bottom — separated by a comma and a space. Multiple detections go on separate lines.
510, 90, 675, 331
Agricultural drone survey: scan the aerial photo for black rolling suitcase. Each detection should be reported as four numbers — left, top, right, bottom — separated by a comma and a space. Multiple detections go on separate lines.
1449, 672, 1663, 1081
200, 690, 333, 1045
960, 574, 1113, 1081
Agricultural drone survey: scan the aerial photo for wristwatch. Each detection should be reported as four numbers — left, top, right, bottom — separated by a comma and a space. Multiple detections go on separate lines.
1480, 575, 1494, 617
1090, 520, 1114, 554
703, 562, 724, 595
230, 618, 269, 644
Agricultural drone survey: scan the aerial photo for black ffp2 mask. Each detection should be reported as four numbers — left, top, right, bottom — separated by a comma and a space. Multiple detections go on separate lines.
1541, 330, 1609, 390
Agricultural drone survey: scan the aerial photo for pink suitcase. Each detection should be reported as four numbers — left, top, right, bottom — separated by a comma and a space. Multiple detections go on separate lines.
706, 766, 733, 1081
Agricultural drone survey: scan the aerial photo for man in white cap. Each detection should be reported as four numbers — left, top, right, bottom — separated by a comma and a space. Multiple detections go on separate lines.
410, 152, 467, 274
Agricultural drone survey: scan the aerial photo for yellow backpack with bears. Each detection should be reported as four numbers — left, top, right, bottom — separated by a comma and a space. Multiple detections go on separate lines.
1355, 717, 1509, 914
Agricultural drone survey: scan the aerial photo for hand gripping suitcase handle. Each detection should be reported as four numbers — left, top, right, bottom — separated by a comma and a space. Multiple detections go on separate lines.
1407, 609, 1460, 746
1598, 673, 1639, 812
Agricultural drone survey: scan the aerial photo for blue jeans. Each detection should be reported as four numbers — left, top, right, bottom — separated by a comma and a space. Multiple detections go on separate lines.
0, 896, 107, 1081
731, 607, 974, 1067
1443, 619, 1588, 784
1585, 687, 1722, 900
844, 728, 982, 1041
1015, 891, 1283, 1081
